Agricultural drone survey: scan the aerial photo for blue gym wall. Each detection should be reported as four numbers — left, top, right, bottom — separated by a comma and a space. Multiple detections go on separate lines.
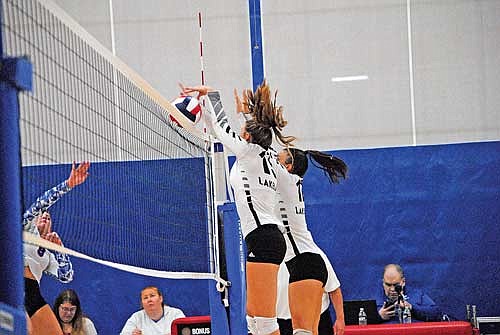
306, 141, 500, 321
18, 140, 500, 333
22, 159, 211, 334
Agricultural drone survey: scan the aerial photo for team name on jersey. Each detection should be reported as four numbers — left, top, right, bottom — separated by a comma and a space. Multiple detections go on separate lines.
295, 206, 305, 215
258, 176, 276, 190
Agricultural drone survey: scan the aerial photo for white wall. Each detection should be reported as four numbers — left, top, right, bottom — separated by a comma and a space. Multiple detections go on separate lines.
53, 0, 500, 150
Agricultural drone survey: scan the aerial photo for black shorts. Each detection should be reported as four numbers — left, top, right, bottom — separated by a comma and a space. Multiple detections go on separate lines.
286, 252, 328, 286
245, 224, 286, 265
25, 277, 47, 317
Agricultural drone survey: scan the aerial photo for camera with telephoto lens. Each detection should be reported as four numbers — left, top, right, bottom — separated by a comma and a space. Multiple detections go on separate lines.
394, 283, 403, 294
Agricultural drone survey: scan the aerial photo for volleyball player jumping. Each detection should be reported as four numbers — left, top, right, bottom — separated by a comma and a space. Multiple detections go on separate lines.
275, 148, 347, 335
23, 161, 90, 335
182, 81, 294, 335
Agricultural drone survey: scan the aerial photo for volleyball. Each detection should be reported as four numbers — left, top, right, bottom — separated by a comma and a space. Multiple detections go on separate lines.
170, 95, 202, 126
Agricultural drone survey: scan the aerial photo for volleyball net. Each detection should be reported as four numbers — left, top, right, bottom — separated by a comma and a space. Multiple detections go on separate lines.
1, 0, 226, 284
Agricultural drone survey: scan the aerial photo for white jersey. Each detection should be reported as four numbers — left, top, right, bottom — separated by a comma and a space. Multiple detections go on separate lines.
275, 163, 340, 295
203, 91, 282, 237
275, 167, 324, 262
120, 306, 185, 335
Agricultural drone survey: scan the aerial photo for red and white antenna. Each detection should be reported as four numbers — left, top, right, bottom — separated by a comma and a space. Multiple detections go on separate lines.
198, 11, 205, 86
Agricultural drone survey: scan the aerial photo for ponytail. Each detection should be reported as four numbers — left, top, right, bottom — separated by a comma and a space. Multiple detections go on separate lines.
306, 150, 348, 184
286, 148, 348, 183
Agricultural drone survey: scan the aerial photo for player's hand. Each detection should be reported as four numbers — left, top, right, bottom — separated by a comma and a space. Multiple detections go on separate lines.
334, 319, 345, 335
43, 232, 62, 246
180, 83, 214, 98
132, 328, 142, 335
67, 161, 90, 188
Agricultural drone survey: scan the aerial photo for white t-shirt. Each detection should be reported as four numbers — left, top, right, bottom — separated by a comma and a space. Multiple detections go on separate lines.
120, 306, 185, 335
203, 91, 283, 238
82, 317, 98, 335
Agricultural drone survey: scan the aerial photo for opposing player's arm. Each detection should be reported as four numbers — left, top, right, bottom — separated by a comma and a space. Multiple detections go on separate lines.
22, 181, 72, 233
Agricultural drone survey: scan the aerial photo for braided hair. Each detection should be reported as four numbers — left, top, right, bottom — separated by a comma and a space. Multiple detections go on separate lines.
241, 79, 295, 149
285, 148, 348, 183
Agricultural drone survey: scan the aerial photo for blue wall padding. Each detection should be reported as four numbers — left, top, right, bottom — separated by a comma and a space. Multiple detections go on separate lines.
22, 158, 215, 334
221, 142, 500, 326
17, 140, 500, 334
303, 141, 500, 320
22, 159, 209, 272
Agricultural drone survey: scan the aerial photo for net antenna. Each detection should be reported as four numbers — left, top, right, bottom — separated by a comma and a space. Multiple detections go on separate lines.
4, 0, 228, 289
197, 10, 233, 297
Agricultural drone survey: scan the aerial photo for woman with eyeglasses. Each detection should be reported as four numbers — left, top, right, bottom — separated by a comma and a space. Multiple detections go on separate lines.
53, 289, 97, 335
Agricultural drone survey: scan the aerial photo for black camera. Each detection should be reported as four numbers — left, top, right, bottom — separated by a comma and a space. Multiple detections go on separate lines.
394, 283, 403, 294
384, 299, 396, 308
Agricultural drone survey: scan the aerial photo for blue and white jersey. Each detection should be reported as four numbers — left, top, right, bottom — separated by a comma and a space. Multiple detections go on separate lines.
203, 91, 283, 238
22, 181, 74, 283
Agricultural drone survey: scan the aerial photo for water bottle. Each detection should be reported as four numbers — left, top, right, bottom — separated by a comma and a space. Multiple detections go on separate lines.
358, 307, 368, 326
403, 305, 412, 324
394, 303, 402, 323
472, 305, 478, 328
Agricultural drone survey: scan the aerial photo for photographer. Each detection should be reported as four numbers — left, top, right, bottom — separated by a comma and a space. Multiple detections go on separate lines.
376, 264, 443, 323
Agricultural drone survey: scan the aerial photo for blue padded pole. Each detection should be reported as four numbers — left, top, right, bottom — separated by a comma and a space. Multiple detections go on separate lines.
248, 0, 264, 91
0, 56, 32, 307
220, 203, 247, 334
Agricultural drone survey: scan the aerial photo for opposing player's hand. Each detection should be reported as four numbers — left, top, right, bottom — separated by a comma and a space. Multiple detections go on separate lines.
43, 232, 62, 246
234, 88, 250, 114
334, 319, 345, 335
67, 161, 90, 188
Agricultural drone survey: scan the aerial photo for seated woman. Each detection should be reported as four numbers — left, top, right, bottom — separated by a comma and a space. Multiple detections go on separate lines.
120, 286, 185, 335
53, 289, 97, 335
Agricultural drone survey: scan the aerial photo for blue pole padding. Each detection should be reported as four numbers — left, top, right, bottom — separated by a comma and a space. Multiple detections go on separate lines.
0, 57, 32, 310
248, 0, 264, 91
207, 281, 230, 334
219, 203, 247, 334
0, 302, 27, 335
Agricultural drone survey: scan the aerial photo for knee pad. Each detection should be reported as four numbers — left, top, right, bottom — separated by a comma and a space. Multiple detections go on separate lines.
293, 330, 313, 335
247, 315, 257, 334
254, 316, 279, 335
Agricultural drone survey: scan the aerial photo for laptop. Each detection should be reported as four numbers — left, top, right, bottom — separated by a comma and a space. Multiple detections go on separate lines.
343, 299, 380, 325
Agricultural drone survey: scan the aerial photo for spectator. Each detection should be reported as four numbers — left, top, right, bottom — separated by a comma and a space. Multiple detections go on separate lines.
376, 264, 443, 323
53, 289, 97, 335
120, 286, 185, 335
